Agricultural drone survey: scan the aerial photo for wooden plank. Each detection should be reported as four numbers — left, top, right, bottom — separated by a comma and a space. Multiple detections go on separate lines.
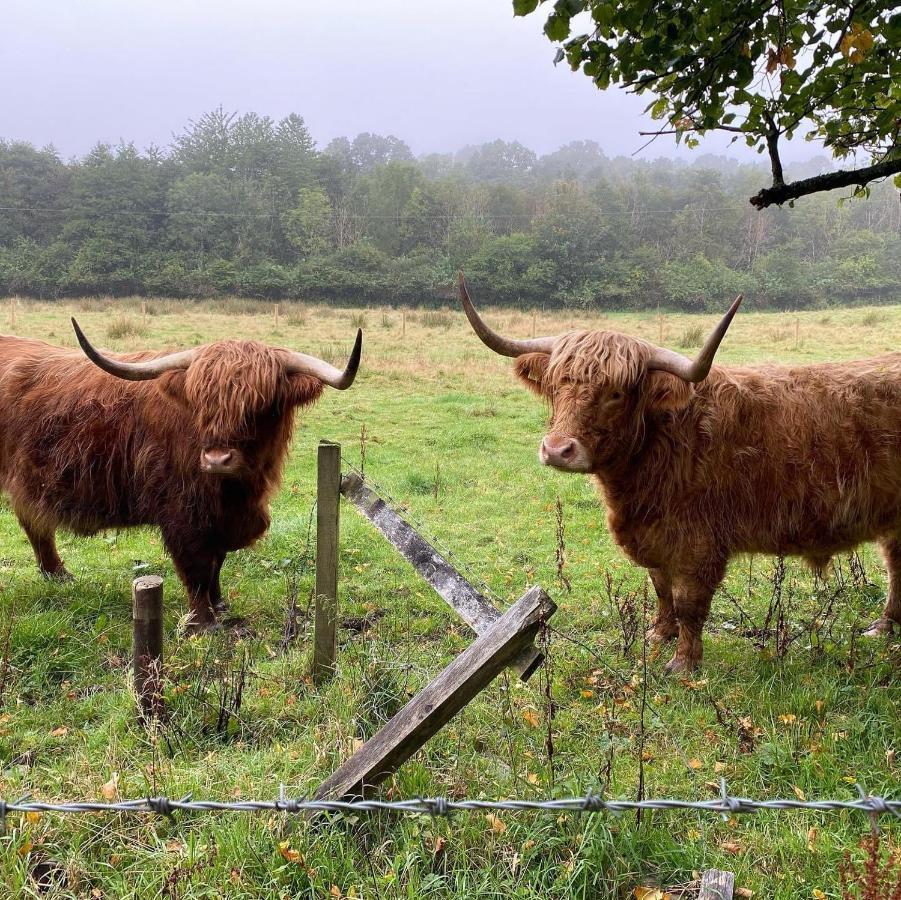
313, 441, 341, 683
699, 869, 735, 900
340, 471, 545, 681
132, 575, 165, 723
313, 586, 556, 802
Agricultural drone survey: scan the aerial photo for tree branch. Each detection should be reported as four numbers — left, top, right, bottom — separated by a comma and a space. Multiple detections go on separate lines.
749, 156, 901, 209
763, 111, 785, 187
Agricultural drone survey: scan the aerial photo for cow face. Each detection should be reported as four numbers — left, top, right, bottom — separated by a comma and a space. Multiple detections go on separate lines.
170, 342, 327, 477
71, 322, 361, 477
457, 273, 739, 475
513, 338, 693, 473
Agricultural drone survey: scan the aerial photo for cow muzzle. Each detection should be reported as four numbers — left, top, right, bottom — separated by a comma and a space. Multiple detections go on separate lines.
200, 447, 242, 476
539, 434, 592, 472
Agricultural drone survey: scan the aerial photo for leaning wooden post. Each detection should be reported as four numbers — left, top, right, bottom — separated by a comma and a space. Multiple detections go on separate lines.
313, 440, 341, 682
132, 575, 164, 723
313, 586, 556, 802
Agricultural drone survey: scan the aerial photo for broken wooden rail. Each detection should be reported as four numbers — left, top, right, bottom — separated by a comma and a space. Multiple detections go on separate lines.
314, 586, 555, 802
339, 470, 545, 680
311, 440, 557, 802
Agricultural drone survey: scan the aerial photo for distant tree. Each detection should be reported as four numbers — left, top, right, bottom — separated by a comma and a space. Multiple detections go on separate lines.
324, 133, 414, 173
283, 186, 333, 257
515, 1, 900, 207
460, 140, 537, 183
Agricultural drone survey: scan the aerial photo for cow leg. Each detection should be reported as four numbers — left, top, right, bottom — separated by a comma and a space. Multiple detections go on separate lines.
18, 517, 72, 581
665, 563, 725, 674
646, 568, 678, 643
210, 551, 228, 614
165, 540, 221, 634
864, 537, 901, 636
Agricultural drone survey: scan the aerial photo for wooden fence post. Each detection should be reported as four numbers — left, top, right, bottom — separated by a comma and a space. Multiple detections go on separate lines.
699, 869, 735, 900
132, 575, 164, 723
313, 586, 555, 802
313, 440, 341, 682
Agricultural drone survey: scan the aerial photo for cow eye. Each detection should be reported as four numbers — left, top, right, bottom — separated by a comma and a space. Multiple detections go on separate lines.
610, 390, 623, 401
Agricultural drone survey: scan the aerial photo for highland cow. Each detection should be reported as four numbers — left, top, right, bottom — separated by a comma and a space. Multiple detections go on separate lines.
459, 274, 901, 672
0, 321, 362, 631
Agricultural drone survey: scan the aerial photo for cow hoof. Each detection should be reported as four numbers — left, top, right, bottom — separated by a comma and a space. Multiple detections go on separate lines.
664, 655, 699, 676
646, 621, 678, 643
862, 618, 896, 638
184, 618, 222, 637
42, 566, 74, 583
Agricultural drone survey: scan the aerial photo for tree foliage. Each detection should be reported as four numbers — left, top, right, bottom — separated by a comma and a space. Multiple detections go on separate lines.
0, 113, 899, 307
514, 0, 901, 206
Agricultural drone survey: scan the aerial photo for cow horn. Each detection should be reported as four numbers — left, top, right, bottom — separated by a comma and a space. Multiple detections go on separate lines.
647, 295, 742, 383
71, 318, 197, 380
458, 272, 557, 357
284, 328, 362, 389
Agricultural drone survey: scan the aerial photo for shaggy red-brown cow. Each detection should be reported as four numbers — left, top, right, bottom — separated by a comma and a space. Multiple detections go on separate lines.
0, 322, 361, 631
459, 274, 901, 672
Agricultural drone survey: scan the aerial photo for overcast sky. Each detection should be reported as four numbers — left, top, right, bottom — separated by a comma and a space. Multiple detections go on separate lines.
3, 0, 816, 164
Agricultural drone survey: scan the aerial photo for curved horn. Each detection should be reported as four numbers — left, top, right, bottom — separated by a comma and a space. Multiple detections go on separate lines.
647, 295, 742, 383
284, 328, 362, 390
458, 272, 557, 357
71, 318, 197, 381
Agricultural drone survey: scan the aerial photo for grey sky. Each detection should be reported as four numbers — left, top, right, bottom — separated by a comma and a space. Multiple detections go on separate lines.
3, 0, 813, 163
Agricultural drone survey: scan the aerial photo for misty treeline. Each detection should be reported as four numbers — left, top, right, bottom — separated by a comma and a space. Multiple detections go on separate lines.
2, 108, 899, 310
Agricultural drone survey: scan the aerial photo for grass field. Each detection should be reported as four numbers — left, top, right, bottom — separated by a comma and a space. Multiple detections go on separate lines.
0, 296, 898, 899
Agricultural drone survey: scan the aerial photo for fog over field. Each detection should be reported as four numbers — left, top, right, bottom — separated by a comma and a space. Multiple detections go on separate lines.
5, 0, 821, 163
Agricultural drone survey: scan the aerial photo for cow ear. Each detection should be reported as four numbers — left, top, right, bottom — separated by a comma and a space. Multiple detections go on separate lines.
157, 371, 188, 406
513, 353, 550, 396
287, 373, 326, 407
644, 371, 694, 412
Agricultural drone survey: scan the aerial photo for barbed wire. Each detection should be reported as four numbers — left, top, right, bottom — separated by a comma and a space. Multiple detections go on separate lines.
0, 781, 897, 825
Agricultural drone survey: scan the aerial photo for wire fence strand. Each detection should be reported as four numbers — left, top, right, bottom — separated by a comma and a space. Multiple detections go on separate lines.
0, 782, 897, 825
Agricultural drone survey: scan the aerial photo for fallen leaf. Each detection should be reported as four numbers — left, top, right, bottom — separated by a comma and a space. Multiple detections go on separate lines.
812, 890, 826, 899
687, 758, 703, 770
807, 827, 817, 851
633, 887, 670, 900
720, 840, 742, 854
18, 840, 33, 856
714, 761, 727, 774
329, 887, 342, 899
778, 714, 797, 725
101, 773, 119, 800
277, 840, 303, 864
522, 709, 540, 728
25, 811, 42, 824
526, 772, 540, 785
793, 785, 806, 802
485, 813, 506, 834
815, 699, 825, 714
736, 889, 754, 898
580, 690, 593, 698
49, 726, 68, 737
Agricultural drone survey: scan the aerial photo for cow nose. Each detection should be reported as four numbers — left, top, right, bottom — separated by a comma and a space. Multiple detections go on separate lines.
542, 436, 576, 460
202, 448, 233, 468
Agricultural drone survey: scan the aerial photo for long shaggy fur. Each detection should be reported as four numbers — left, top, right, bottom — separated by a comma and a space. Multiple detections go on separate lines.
0, 334, 325, 628
514, 330, 901, 670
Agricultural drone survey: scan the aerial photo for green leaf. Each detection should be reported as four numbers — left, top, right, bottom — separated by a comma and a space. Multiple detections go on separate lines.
512, 0, 540, 15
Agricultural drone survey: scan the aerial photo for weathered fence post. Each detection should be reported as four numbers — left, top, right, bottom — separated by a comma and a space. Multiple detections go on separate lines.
132, 575, 164, 723
313, 586, 556, 802
699, 869, 735, 900
313, 440, 341, 682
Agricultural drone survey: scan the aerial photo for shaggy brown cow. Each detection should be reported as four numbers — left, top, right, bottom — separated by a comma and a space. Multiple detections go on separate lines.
459, 274, 901, 673
0, 322, 362, 631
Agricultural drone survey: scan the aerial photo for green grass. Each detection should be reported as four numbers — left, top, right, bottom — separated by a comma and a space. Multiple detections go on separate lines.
0, 298, 898, 898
